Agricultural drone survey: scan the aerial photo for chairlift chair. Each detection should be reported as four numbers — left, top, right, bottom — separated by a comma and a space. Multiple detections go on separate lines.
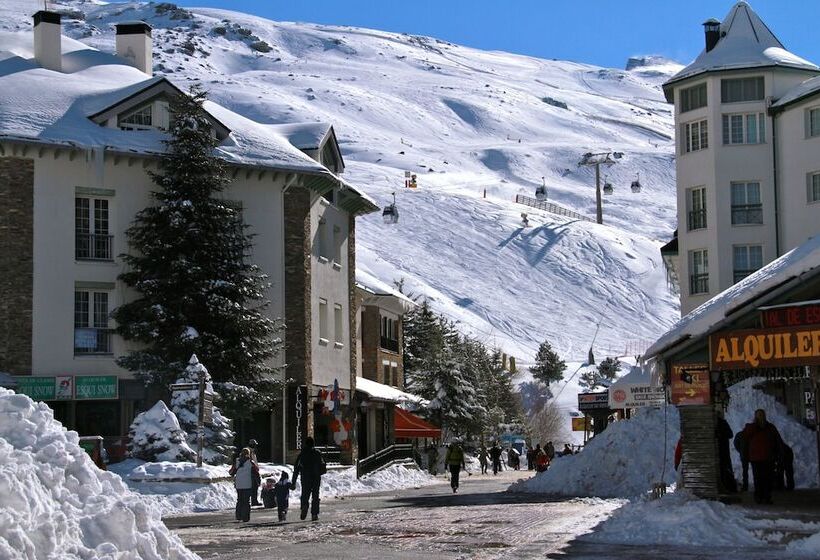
382, 192, 399, 224
631, 173, 642, 193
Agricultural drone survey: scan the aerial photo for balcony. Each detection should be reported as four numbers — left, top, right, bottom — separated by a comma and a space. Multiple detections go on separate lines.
733, 269, 759, 284
690, 274, 709, 295
731, 204, 763, 225
74, 328, 113, 355
687, 209, 707, 231
379, 337, 399, 353
76, 233, 114, 261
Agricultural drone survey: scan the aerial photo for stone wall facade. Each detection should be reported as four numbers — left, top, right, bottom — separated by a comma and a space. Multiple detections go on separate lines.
0, 157, 34, 375
343, 213, 358, 464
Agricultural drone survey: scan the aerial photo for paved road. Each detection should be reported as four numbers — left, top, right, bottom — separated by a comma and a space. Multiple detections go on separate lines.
167, 470, 793, 559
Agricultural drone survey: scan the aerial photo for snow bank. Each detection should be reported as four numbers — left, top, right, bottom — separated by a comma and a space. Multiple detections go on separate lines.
509, 405, 679, 498
0, 388, 197, 559
314, 465, 436, 498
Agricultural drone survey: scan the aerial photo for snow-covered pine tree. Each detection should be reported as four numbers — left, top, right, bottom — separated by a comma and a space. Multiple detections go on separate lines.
428, 348, 485, 438
486, 349, 523, 423
519, 381, 552, 415
128, 400, 196, 462
170, 355, 235, 465
402, 300, 445, 395
529, 340, 566, 385
112, 86, 281, 408
578, 356, 621, 389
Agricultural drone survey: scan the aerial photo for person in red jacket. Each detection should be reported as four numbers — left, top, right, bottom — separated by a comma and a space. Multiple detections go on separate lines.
742, 409, 782, 505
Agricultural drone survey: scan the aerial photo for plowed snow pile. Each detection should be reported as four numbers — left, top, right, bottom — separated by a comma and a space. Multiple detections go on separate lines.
0, 388, 197, 560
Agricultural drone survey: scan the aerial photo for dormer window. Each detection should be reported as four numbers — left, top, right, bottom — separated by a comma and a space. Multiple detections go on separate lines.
118, 105, 153, 130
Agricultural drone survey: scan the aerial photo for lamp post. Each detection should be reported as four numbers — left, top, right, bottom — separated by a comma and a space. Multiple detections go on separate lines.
578, 151, 623, 224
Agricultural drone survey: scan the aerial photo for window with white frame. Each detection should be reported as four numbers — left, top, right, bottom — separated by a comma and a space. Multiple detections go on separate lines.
808, 172, 820, 203
382, 360, 391, 384
808, 108, 820, 138
74, 290, 112, 354
721, 77, 764, 103
731, 182, 763, 225
118, 105, 153, 131
689, 249, 709, 295
733, 245, 763, 283
319, 298, 329, 342
334, 303, 343, 346
687, 187, 707, 231
75, 197, 112, 260
680, 83, 707, 113
380, 315, 399, 352
722, 113, 765, 145
682, 119, 708, 153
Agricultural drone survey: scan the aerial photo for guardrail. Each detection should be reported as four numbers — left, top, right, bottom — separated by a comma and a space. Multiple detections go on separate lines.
515, 194, 594, 223
356, 443, 415, 479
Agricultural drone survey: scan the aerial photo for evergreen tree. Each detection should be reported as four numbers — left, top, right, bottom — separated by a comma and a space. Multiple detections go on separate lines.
519, 381, 552, 415
529, 340, 566, 385
402, 300, 445, 395
113, 86, 281, 401
128, 400, 196, 462
486, 349, 522, 423
579, 356, 621, 389
170, 355, 235, 465
428, 348, 485, 438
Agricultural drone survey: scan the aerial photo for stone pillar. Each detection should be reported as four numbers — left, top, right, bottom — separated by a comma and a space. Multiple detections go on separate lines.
343, 214, 359, 464
0, 157, 34, 375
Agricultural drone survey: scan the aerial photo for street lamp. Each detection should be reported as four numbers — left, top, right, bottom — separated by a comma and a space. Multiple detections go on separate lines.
578, 151, 624, 225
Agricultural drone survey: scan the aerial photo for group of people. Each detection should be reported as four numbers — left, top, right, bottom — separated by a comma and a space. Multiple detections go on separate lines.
229, 436, 327, 523
676, 408, 796, 505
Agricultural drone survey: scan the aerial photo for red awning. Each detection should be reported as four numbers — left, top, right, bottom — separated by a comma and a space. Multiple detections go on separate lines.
394, 407, 442, 439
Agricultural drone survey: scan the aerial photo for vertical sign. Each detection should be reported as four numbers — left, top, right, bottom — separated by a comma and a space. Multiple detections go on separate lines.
288, 385, 308, 451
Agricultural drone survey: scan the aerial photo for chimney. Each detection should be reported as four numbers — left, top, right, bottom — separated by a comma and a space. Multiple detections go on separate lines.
115, 22, 153, 75
703, 18, 721, 53
33, 10, 62, 72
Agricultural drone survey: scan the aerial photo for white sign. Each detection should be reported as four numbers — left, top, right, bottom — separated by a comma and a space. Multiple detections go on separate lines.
609, 383, 666, 409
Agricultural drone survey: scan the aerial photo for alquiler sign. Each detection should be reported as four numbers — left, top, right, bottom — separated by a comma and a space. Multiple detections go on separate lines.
710, 325, 820, 370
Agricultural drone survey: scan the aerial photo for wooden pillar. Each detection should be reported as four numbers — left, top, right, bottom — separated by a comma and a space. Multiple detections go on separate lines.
679, 405, 719, 499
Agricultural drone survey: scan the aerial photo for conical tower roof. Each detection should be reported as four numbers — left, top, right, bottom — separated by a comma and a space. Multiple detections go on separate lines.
664, 1, 818, 91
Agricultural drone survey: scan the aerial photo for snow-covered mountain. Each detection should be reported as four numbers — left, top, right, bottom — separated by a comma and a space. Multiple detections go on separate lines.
1, 0, 683, 363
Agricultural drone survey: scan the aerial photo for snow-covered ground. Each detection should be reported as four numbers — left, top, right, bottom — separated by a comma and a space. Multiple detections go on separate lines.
0, 0, 681, 370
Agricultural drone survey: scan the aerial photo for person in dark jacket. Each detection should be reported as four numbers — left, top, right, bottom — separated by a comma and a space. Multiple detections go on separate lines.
478, 445, 489, 474
733, 431, 750, 491
274, 472, 293, 522
248, 438, 261, 506
742, 409, 782, 504
445, 442, 467, 492
545, 441, 555, 461
716, 412, 737, 493
774, 442, 795, 491
489, 443, 503, 475
526, 446, 534, 470
292, 437, 326, 521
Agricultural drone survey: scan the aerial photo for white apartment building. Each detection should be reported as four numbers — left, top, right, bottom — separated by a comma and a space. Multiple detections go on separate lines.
663, 1, 820, 315
0, 12, 377, 463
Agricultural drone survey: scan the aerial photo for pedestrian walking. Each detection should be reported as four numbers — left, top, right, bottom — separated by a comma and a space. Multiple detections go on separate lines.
292, 436, 327, 521
478, 445, 489, 474
274, 471, 293, 522
248, 438, 262, 506
733, 431, 750, 491
508, 447, 521, 470
545, 441, 555, 461
229, 447, 259, 522
489, 442, 503, 475
526, 446, 534, 470
716, 411, 737, 493
445, 441, 467, 493
775, 442, 795, 491
427, 444, 439, 475
535, 446, 549, 473
742, 409, 782, 504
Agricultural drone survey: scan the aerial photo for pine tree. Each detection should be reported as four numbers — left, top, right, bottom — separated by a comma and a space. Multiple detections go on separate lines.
428, 348, 485, 438
113, 86, 281, 401
128, 400, 196, 462
170, 355, 235, 465
519, 381, 552, 415
402, 300, 445, 395
579, 356, 621, 389
529, 340, 566, 385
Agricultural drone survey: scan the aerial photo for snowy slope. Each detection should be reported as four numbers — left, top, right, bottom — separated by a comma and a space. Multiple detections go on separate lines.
0, 0, 681, 363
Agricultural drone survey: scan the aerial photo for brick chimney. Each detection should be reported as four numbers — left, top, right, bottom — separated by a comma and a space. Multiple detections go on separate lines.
115, 22, 153, 75
33, 10, 62, 72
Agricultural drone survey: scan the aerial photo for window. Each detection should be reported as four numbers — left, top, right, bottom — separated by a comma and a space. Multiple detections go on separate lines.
75, 197, 112, 260
808, 172, 820, 203
334, 304, 344, 347
118, 105, 153, 130
318, 299, 329, 342
382, 361, 391, 385
680, 83, 707, 113
380, 316, 399, 352
807, 108, 820, 138
317, 220, 328, 260
687, 187, 707, 231
333, 226, 343, 265
733, 245, 763, 283
731, 182, 763, 225
689, 250, 709, 295
390, 363, 399, 387
722, 113, 765, 144
721, 77, 764, 103
74, 291, 111, 354
682, 119, 708, 153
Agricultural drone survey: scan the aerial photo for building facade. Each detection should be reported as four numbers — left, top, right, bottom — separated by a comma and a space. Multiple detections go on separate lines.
663, 1, 820, 315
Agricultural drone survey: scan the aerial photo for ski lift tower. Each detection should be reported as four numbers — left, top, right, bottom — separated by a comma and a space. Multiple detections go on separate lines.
578, 151, 623, 224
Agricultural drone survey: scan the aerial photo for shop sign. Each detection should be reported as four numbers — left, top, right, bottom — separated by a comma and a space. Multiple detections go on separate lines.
55, 376, 73, 400
75, 376, 118, 400
571, 417, 588, 431
290, 385, 308, 451
670, 363, 710, 406
577, 391, 609, 411
609, 383, 666, 409
761, 303, 820, 329
710, 326, 820, 370
14, 376, 58, 400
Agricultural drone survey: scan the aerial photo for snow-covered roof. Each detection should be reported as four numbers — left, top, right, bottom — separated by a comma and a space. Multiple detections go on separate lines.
772, 75, 820, 109
356, 269, 417, 312
664, 1, 818, 93
268, 122, 332, 150
355, 376, 428, 406
645, 236, 820, 359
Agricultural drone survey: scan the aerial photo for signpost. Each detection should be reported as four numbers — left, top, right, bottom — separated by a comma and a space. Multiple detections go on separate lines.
670, 363, 710, 406
609, 383, 666, 409
571, 417, 588, 431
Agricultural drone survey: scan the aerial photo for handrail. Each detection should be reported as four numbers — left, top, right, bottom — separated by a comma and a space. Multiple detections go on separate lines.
514, 194, 594, 223
356, 443, 415, 478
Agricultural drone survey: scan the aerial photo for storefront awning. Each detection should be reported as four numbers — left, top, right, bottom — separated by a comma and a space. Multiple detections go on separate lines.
394, 407, 441, 439
355, 377, 428, 406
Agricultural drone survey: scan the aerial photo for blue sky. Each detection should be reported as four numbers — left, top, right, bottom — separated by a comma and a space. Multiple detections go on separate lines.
161, 0, 820, 69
